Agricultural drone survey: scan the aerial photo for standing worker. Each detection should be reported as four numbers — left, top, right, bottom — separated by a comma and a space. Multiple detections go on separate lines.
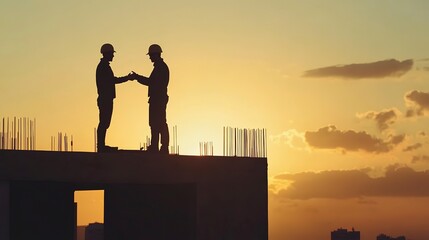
131, 44, 170, 154
96, 43, 132, 152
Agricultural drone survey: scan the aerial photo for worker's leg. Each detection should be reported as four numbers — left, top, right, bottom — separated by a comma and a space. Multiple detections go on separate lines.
159, 103, 169, 153
149, 102, 160, 152
159, 100, 169, 154
97, 99, 113, 151
150, 125, 160, 151
160, 122, 169, 154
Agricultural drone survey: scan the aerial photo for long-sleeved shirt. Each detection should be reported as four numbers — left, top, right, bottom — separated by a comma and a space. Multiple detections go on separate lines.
137, 58, 169, 102
96, 58, 128, 100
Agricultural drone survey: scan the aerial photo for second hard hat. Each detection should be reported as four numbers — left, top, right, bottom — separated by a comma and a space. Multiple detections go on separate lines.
100, 43, 115, 54
147, 44, 162, 55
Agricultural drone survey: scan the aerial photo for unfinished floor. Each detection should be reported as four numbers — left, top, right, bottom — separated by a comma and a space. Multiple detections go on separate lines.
0, 150, 267, 240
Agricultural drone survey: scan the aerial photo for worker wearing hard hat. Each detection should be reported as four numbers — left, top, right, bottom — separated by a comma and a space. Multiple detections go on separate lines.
130, 44, 170, 154
96, 43, 133, 152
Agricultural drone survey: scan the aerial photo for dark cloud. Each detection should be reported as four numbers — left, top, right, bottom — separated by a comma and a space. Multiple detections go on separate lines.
274, 166, 429, 199
305, 125, 405, 153
358, 109, 399, 132
403, 143, 422, 152
405, 90, 429, 117
411, 155, 429, 163
303, 59, 413, 79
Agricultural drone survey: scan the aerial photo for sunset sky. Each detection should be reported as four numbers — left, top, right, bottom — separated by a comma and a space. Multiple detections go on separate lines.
2, 1, 429, 239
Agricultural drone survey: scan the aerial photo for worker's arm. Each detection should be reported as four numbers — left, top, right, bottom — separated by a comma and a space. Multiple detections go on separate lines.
114, 75, 131, 84
130, 71, 150, 86
97, 63, 130, 85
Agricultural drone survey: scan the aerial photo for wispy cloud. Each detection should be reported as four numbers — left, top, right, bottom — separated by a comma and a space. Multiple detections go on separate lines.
271, 129, 308, 150
304, 125, 404, 153
303, 59, 413, 79
357, 108, 400, 132
405, 90, 429, 117
403, 143, 423, 152
411, 155, 429, 163
273, 166, 429, 199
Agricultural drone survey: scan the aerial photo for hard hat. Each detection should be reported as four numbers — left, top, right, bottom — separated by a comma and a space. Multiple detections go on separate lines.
100, 43, 115, 54
147, 44, 162, 55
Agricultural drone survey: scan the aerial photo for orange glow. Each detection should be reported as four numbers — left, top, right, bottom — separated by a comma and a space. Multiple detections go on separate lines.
3, 1, 429, 239
74, 190, 104, 226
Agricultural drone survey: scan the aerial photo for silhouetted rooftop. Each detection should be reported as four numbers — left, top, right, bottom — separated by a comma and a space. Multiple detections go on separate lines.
0, 149, 268, 240
0, 150, 266, 188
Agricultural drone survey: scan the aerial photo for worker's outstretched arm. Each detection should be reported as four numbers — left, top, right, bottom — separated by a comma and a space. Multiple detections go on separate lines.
130, 71, 149, 86
114, 75, 131, 84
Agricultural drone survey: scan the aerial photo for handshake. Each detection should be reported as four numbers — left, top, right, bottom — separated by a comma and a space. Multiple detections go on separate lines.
126, 71, 139, 81
125, 71, 149, 86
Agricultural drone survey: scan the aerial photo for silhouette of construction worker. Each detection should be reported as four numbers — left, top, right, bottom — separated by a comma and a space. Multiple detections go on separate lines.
131, 44, 170, 154
96, 43, 133, 152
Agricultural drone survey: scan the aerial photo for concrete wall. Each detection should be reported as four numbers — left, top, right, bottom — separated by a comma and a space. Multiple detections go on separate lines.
9, 181, 75, 240
105, 184, 196, 240
0, 182, 10, 240
0, 150, 267, 240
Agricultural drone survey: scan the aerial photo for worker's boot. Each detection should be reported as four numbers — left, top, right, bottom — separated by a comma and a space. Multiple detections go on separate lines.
147, 145, 158, 153
98, 145, 118, 153
160, 145, 169, 155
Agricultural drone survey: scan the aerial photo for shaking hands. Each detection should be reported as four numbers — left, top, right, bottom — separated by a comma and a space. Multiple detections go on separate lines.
127, 71, 139, 81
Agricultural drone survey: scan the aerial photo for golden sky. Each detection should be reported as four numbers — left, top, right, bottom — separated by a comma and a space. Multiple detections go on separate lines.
2, 1, 429, 239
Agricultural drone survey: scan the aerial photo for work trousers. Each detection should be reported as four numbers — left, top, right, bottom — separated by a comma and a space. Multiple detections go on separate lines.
149, 97, 169, 150
97, 98, 113, 147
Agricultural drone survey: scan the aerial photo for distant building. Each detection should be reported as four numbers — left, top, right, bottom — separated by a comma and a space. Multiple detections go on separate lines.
331, 228, 360, 240
377, 234, 406, 240
85, 222, 104, 240
76, 226, 86, 240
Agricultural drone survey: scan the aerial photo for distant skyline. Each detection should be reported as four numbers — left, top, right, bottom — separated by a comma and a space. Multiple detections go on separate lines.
2, 1, 429, 239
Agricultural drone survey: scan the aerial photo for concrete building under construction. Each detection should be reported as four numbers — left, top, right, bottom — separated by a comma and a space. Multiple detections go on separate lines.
377, 234, 406, 240
0, 150, 267, 240
331, 228, 360, 240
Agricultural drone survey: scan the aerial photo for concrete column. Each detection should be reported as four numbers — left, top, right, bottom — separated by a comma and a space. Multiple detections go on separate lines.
9, 181, 75, 240
105, 184, 197, 240
0, 182, 10, 240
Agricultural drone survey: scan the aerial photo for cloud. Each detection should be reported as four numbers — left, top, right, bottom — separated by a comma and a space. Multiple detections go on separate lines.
403, 143, 422, 152
404, 90, 429, 117
357, 108, 400, 132
271, 129, 308, 150
304, 125, 405, 153
411, 155, 429, 163
303, 59, 413, 79
273, 166, 429, 199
